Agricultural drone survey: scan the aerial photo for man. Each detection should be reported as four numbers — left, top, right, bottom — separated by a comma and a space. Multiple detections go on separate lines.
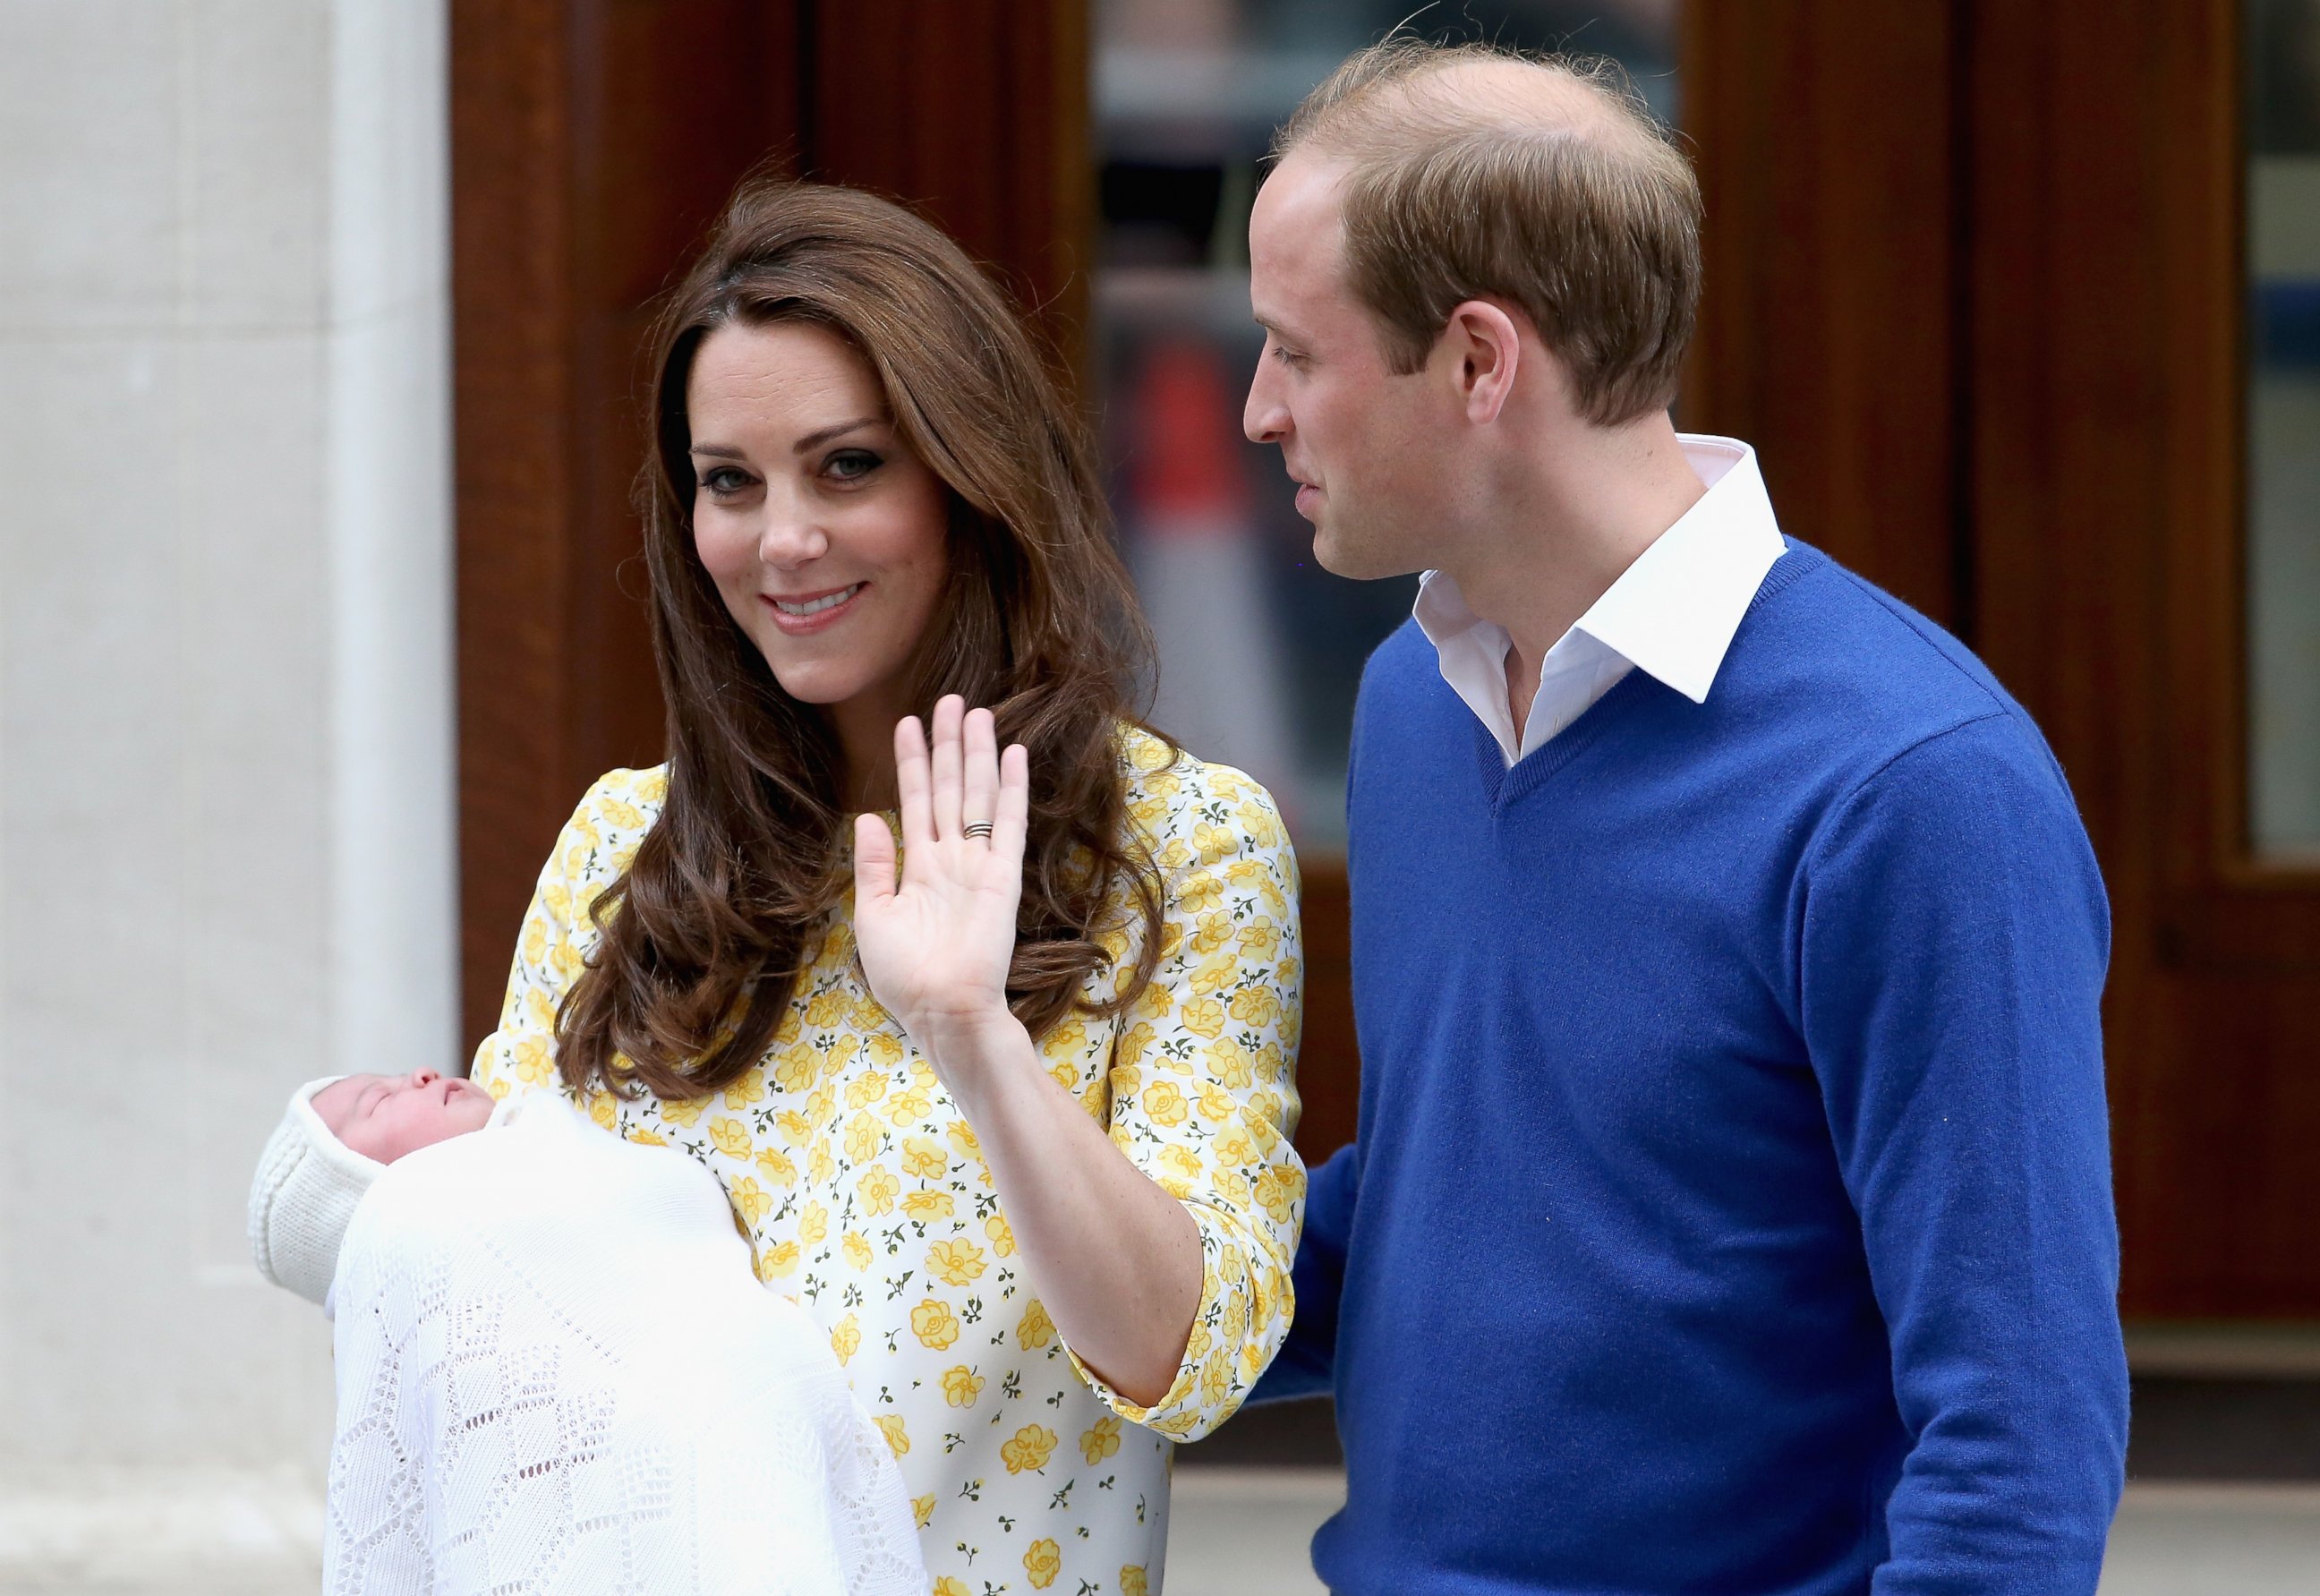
1242, 38, 2128, 1596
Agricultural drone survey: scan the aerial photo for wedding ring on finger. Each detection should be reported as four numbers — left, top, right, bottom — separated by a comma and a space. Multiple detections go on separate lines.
962, 821, 994, 841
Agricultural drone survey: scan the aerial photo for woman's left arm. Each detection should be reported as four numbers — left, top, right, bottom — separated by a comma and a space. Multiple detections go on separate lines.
853, 698, 1304, 1421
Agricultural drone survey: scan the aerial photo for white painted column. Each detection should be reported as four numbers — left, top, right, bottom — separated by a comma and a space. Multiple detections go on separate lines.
0, 2, 452, 1584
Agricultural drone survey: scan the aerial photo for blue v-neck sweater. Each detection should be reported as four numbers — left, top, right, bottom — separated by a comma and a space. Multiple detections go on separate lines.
1261, 545, 2127, 1595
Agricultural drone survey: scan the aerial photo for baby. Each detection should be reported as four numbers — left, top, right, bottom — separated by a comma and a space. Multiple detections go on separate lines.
248, 1071, 925, 1595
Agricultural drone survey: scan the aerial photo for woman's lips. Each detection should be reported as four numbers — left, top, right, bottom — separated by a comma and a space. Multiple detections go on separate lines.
762, 581, 866, 636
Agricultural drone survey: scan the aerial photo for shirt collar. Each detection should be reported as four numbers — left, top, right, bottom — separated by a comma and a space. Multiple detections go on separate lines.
1413, 433, 1786, 706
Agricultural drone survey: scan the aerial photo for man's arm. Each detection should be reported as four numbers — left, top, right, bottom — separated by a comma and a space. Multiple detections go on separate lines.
1801, 714, 2127, 1595
1249, 1140, 1359, 1403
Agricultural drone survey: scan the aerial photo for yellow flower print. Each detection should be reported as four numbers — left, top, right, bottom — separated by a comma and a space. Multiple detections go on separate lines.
774, 1109, 813, 1146
626, 1127, 667, 1148
902, 1190, 954, 1223
1015, 1298, 1054, 1351
1178, 868, 1224, 914
634, 768, 668, 802
939, 1364, 984, 1407
520, 914, 548, 968
842, 1231, 873, 1270
909, 1297, 961, 1350
830, 1312, 860, 1365
523, 986, 557, 1032
1253, 1038, 1288, 1083
947, 1119, 983, 1159
755, 1146, 796, 1187
708, 1117, 753, 1158
845, 1071, 887, 1109
806, 1139, 835, 1185
865, 1030, 905, 1070
798, 1201, 829, 1246
1143, 1082, 1190, 1128
512, 1035, 553, 1086
599, 794, 645, 830
1046, 1058, 1080, 1092
723, 1076, 765, 1110
1213, 1128, 1257, 1169
541, 879, 573, 924
1158, 1144, 1204, 1183
728, 1175, 772, 1225
1023, 1536, 1062, 1588
871, 1413, 909, 1458
588, 1093, 617, 1130
772, 1042, 816, 1094
844, 1111, 883, 1164
660, 1096, 707, 1128
1118, 1021, 1159, 1062
1236, 917, 1284, 960
883, 1080, 934, 1126
1254, 1167, 1293, 1224
926, 1239, 985, 1286
805, 1083, 837, 1130
757, 1242, 799, 1280
484, 1073, 510, 1102
857, 1165, 899, 1216
1190, 909, 1233, 955
1121, 1566, 1149, 1596
1198, 1082, 1236, 1122
932, 1578, 967, 1596
1001, 1425, 1059, 1474
1208, 1037, 1255, 1089
1049, 1016, 1088, 1054
912, 1496, 937, 1532
1180, 997, 1227, 1040
984, 1213, 1016, 1257
1230, 986, 1282, 1028
1200, 1349, 1232, 1407
804, 987, 849, 1028
1080, 1414, 1122, 1464
1156, 838, 1193, 871
900, 1136, 948, 1181
1190, 953, 1240, 997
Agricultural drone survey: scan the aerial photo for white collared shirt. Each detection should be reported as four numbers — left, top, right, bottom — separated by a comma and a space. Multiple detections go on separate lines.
1412, 434, 1787, 766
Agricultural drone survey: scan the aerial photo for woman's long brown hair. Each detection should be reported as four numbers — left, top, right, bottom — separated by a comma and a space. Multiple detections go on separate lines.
555, 178, 1167, 1100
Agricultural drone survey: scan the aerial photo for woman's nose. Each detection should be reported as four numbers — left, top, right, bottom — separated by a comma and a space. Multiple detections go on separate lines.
756, 503, 831, 568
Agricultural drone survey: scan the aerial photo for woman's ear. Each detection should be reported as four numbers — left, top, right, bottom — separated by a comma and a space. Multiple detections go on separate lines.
1444, 299, 1522, 425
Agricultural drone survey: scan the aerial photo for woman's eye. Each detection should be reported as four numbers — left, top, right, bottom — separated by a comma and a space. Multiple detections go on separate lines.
825, 448, 883, 482
699, 465, 753, 496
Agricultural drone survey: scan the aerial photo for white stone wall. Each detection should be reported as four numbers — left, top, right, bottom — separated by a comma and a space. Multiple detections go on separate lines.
0, 0, 452, 1580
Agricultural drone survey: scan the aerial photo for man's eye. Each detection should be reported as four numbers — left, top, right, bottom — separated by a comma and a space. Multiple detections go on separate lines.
1271, 345, 1305, 368
699, 466, 753, 496
826, 448, 883, 482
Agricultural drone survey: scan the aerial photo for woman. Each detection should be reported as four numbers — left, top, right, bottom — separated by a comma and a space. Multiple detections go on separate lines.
469, 178, 1305, 1592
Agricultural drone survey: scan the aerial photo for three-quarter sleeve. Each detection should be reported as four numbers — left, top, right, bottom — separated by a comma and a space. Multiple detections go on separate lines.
1062, 750, 1307, 1440
468, 767, 666, 1108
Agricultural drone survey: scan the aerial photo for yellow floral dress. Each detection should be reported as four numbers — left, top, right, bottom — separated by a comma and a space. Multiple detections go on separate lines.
469, 727, 1305, 1595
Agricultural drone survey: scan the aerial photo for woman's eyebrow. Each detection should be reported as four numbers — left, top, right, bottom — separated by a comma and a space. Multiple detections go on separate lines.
791, 416, 880, 455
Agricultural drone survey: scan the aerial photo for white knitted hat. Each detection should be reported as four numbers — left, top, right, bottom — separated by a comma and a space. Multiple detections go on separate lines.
247, 1075, 387, 1305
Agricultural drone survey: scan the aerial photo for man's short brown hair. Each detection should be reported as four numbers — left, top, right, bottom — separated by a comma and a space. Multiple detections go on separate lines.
1273, 38, 1701, 426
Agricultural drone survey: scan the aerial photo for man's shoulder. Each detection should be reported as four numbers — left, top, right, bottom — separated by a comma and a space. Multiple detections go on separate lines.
1740, 546, 2043, 768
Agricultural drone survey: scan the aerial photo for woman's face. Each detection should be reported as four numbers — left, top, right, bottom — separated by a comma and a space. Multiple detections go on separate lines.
687, 320, 951, 747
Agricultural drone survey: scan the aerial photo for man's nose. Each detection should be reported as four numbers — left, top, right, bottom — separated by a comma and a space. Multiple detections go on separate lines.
1243, 365, 1288, 446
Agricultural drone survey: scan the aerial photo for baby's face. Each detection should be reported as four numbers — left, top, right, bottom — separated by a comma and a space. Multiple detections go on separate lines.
313, 1069, 494, 1164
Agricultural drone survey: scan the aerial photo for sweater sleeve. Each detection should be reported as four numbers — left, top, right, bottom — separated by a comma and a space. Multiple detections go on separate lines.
1060, 754, 1307, 1441
1798, 714, 2126, 1595
469, 767, 667, 1109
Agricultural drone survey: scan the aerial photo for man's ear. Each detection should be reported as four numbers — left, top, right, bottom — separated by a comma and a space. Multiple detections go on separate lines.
1444, 300, 1522, 424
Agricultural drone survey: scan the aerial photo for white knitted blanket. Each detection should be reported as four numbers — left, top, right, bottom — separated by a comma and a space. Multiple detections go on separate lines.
325, 1092, 925, 1595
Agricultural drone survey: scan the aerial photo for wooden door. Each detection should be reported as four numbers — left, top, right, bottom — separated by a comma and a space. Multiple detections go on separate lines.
1689, 0, 2320, 1317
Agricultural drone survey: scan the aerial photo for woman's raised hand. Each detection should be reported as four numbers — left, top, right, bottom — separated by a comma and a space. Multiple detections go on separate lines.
853, 696, 1031, 1070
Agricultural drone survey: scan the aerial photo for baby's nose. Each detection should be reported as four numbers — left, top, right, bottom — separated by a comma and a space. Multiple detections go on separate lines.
407, 1067, 441, 1088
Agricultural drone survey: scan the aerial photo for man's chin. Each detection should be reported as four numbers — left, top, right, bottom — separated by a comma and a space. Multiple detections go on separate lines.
1311, 521, 1414, 582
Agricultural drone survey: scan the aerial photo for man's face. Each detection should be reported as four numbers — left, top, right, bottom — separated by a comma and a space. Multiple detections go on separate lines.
313, 1069, 494, 1164
1243, 150, 1452, 579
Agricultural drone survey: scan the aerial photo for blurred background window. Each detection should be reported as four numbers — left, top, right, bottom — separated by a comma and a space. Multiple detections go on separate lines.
2248, 0, 2320, 859
1092, 0, 1679, 849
